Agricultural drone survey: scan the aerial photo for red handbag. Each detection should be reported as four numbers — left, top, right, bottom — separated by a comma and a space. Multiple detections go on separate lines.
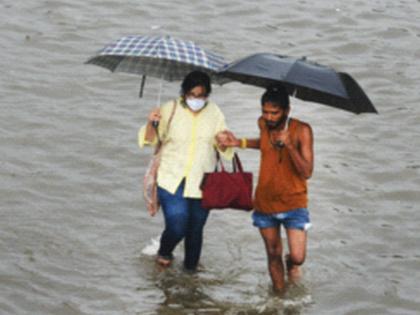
200, 152, 253, 210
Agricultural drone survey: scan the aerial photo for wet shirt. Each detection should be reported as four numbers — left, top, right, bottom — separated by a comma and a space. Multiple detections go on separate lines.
254, 117, 308, 213
138, 98, 233, 198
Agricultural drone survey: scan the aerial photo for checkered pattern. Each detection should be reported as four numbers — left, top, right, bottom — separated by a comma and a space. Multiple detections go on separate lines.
86, 35, 227, 82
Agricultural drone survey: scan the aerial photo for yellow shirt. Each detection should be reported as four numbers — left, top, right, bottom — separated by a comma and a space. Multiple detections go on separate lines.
138, 98, 233, 198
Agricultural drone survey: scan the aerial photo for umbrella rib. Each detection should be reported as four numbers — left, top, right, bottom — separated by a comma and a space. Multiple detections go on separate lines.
172, 37, 182, 81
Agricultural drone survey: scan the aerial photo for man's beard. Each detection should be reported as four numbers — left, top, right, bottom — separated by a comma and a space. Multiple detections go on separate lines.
265, 114, 288, 130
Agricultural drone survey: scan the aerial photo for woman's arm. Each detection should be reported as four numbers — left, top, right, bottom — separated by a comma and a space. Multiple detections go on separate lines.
144, 108, 161, 142
138, 105, 169, 148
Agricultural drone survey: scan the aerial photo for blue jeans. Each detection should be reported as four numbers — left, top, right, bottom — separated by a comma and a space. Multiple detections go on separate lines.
252, 208, 311, 231
157, 180, 209, 270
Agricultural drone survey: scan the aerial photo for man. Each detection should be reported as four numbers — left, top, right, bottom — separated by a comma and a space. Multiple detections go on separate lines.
217, 85, 314, 292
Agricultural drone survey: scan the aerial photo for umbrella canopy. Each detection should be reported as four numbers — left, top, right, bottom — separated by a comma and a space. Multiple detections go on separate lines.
86, 35, 228, 95
217, 53, 377, 114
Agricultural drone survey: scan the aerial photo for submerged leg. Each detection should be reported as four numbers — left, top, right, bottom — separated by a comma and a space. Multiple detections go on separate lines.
156, 184, 189, 267
259, 226, 285, 292
183, 198, 209, 271
286, 228, 307, 282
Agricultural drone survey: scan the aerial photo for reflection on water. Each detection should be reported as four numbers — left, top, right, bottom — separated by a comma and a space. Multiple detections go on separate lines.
155, 271, 220, 314
145, 259, 313, 315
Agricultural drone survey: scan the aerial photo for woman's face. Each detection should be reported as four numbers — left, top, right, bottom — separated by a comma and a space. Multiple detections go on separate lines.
184, 85, 208, 112
185, 85, 207, 100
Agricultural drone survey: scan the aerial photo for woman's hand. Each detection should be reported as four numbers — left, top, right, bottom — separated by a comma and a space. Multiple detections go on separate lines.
144, 108, 161, 142
148, 107, 161, 125
216, 130, 240, 148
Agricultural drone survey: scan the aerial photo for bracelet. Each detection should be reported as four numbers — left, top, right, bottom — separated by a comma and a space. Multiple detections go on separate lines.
240, 138, 247, 149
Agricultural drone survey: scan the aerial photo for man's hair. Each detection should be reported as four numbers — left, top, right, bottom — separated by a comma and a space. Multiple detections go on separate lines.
181, 71, 212, 96
261, 85, 290, 109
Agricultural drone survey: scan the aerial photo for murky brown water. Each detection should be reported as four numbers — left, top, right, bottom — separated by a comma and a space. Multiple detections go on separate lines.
1, 1, 420, 314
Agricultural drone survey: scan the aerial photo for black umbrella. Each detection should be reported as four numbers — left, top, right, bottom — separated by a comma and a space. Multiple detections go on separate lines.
218, 53, 377, 114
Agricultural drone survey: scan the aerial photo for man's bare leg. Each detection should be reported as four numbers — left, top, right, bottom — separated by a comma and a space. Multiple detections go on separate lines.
259, 227, 286, 292
285, 228, 307, 282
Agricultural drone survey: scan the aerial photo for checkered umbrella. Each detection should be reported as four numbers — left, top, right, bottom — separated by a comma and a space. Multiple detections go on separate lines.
86, 35, 228, 96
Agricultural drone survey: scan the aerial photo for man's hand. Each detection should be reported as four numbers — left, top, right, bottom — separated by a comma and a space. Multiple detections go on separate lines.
271, 129, 292, 148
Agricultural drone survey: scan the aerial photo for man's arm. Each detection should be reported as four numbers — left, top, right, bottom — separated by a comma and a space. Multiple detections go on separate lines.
286, 123, 314, 179
242, 138, 260, 149
216, 130, 260, 149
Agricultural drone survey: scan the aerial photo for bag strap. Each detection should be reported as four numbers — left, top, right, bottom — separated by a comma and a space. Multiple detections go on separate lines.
165, 100, 178, 140
214, 151, 226, 172
155, 100, 177, 153
232, 153, 244, 173
214, 151, 245, 173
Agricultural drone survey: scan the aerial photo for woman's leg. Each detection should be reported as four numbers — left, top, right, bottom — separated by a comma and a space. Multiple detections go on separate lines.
183, 198, 209, 270
157, 183, 189, 263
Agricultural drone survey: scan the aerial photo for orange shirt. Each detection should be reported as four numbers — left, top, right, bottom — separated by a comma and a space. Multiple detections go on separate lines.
254, 117, 308, 213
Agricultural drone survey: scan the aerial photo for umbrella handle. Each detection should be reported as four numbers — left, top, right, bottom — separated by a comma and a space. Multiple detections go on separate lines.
150, 77, 162, 131
139, 75, 146, 98
152, 120, 160, 143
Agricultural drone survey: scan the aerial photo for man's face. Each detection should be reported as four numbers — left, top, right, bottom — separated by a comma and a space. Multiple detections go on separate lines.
262, 102, 289, 129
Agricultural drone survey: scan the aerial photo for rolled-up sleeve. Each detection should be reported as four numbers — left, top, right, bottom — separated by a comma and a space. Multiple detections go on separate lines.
138, 125, 158, 148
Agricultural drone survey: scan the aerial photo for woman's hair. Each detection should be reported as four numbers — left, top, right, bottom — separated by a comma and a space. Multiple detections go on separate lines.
181, 71, 212, 96
261, 85, 290, 109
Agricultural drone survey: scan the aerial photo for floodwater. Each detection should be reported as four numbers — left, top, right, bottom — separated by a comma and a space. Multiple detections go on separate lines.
1, 0, 420, 314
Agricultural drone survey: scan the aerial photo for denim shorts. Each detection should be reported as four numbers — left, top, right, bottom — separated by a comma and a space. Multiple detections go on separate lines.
252, 208, 311, 231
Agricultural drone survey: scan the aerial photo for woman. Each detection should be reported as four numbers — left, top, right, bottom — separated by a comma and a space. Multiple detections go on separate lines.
138, 71, 233, 271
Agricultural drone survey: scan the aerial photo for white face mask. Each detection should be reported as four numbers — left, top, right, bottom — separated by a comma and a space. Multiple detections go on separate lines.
186, 98, 206, 112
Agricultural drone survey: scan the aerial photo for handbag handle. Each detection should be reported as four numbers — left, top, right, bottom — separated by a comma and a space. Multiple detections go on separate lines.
232, 153, 244, 173
214, 151, 244, 173
214, 151, 226, 172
